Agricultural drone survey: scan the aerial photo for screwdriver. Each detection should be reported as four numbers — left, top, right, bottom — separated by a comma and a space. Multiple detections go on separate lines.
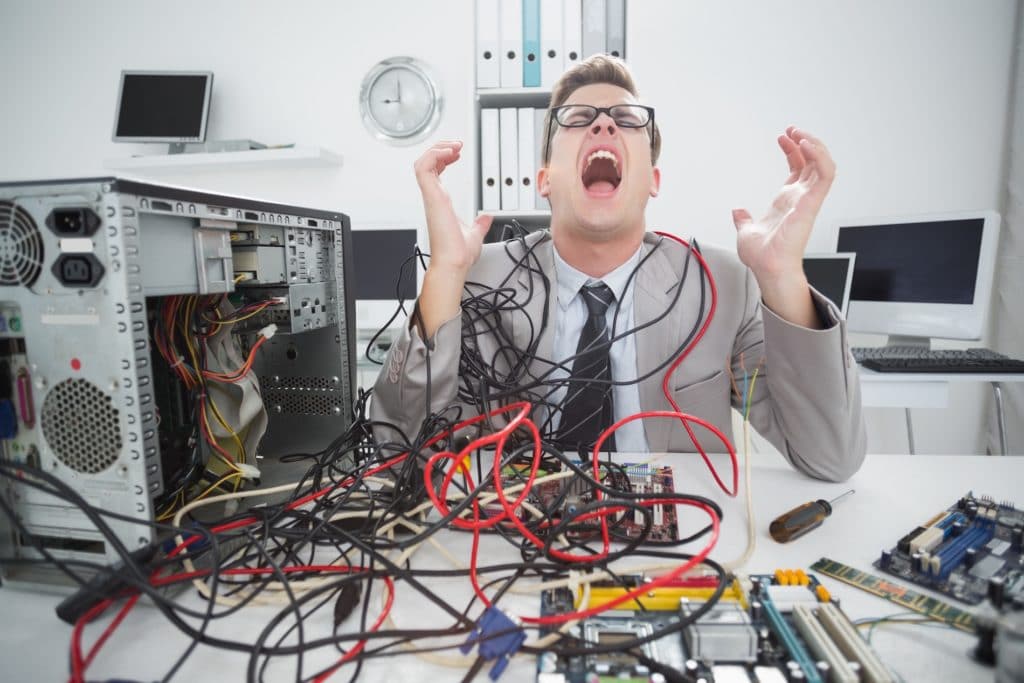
769, 489, 855, 543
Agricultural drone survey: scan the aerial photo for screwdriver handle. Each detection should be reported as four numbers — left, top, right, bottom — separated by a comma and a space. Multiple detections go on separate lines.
769, 499, 832, 543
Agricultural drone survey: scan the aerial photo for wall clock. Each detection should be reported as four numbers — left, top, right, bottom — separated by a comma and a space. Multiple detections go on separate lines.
360, 57, 442, 145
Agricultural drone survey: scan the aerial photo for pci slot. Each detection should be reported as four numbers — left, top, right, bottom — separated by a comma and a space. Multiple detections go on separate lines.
815, 603, 895, 683
791, 604, 858, 683
758, 591, 822, 683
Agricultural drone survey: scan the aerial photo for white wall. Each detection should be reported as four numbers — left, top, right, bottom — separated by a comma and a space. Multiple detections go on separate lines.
1, 0, 1019, 455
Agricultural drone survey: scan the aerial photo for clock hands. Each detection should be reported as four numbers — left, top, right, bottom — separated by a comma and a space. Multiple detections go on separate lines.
382, 77, 402, 105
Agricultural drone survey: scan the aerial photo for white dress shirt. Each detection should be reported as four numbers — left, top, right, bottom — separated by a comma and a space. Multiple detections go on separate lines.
549, 245, 650, 452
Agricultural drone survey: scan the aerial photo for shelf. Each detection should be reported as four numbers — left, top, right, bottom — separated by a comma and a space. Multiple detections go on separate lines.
104, 146, 343, 174
481, 210, 551, 241
477, 88, 552, 108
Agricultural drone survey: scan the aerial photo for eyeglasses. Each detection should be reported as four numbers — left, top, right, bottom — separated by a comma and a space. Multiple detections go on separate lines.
545, 104, 656, 160
551, 104, 654, 128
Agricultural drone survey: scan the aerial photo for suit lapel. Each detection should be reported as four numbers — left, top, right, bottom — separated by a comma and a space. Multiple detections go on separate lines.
634, 234, 684, 452
513, 232, 557, 377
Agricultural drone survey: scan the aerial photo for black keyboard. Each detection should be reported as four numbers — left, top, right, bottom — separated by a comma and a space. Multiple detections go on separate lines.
859, 356, 1024, 373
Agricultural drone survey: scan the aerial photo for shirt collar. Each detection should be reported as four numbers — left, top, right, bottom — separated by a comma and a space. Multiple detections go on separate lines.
553, 243, 643, 312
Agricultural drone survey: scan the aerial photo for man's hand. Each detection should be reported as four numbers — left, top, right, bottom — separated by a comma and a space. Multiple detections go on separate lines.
413, 140, 493, 338
731, 127, 836, 328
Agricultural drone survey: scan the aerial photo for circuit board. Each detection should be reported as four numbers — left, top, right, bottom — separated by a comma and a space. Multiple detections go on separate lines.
537, 570, 895, 683
872, 492, 1024, 607
487, 462, 679, 543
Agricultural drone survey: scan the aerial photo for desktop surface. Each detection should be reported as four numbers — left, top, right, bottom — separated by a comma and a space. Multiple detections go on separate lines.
0, 452, 1017, 682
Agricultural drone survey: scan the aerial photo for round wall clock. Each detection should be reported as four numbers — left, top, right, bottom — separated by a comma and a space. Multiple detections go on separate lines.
360, 57, 443, 145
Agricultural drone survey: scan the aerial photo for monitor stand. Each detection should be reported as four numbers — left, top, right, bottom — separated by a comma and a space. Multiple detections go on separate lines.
885, 335, 931, 350
167, 143, 186, 154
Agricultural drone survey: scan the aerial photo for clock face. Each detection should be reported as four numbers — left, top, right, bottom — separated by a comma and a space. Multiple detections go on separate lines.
361, 58, 442, 145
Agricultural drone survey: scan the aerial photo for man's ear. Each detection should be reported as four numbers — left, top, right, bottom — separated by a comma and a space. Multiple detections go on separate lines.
537, 166, 550, 197
649, 166, 661, 198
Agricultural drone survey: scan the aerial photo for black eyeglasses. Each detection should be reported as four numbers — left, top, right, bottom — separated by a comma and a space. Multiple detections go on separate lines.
551, 104, 654, 128
545, 104, 656, 160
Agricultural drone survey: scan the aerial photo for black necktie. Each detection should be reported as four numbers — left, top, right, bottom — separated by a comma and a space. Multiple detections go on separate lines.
557, 282, 616, 451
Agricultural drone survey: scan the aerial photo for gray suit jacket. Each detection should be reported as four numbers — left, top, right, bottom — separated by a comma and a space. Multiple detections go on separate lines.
371, 231, 866, 482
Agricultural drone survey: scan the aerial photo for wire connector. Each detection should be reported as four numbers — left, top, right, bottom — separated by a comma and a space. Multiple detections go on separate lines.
236, 462, 261, 481
459, 607, 525, 680
258, 323, 278, 340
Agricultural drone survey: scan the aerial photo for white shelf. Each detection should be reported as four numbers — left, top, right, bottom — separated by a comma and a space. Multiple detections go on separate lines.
103, 146, 342, 173
477, 88, 552, 107
481, 209, 551, 220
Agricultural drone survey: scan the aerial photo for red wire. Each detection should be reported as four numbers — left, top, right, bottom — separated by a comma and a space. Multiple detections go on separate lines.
649, 230, 739, 496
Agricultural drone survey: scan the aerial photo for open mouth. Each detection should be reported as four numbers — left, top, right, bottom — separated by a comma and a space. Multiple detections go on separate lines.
581, 149, 622, 196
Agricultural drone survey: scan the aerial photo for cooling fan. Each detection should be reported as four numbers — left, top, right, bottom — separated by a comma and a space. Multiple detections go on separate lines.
0, 201, 44, 287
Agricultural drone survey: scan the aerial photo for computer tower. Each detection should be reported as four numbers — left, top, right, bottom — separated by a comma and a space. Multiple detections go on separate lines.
0, 177, 356, 583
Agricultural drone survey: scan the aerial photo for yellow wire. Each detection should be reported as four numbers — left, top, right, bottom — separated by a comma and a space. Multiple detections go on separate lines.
206, 392, 247, 464
201, 303, 270, 326
743, 368, 760, 421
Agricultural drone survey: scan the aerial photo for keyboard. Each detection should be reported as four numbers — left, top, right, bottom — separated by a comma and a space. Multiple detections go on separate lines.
852, 347, 1024, 373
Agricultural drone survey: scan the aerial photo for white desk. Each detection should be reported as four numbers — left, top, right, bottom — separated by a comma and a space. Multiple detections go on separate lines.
0, 452, 1019, 682
858, 366, 1024, 454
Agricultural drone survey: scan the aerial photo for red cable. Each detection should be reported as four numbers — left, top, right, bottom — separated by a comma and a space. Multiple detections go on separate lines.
649, 230, 739, 496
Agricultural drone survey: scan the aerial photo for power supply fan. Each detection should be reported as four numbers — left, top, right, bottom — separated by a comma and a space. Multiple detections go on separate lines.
0, 200, 44, 287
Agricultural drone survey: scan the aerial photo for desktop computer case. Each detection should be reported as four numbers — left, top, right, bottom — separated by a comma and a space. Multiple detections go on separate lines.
0, 177, 356, 582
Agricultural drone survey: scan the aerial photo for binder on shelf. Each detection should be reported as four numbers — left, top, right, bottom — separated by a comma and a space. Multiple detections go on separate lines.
476, 0, 501, 88
540, 0, 564, 88
499, 108, 520, 210
534, 108, 547, 209
499, 0, 524, 88
581, 0, 606, 58
522, 0, 541, 87
481, 108, 501, 211
606, 0, 625, 59
517, 108, 536, 209
563, 0, 583, 68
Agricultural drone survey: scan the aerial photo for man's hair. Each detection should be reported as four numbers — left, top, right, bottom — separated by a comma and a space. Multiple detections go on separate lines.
541, 54, 662, 165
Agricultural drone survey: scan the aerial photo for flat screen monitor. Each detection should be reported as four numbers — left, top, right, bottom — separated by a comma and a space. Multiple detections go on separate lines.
351, 228, 421, 332
112, 71, 214, 143
803, 252, 856, 316
836, 211, 1001, 343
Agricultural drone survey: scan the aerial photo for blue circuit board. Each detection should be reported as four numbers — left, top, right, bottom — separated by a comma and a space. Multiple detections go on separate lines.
873, 492, 1024, 607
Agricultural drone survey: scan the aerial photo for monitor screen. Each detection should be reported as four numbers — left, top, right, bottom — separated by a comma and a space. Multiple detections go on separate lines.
113, 71, 213, 142
803, 253, 855, 316
352, 228, 421, 332
836, 211, 1001, 341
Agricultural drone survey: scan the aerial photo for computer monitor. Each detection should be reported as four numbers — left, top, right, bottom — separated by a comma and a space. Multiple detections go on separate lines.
351, 227, 422, 333
112, 71, 214, 143
803, 252, 856, 316
836, 211, 1001, 344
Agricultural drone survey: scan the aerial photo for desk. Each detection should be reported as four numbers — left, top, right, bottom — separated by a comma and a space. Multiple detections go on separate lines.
0, 452, 1019, 682
858, 366, 1024, 454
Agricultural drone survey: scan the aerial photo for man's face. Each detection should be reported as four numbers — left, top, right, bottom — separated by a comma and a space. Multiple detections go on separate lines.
538, 83, 660, 241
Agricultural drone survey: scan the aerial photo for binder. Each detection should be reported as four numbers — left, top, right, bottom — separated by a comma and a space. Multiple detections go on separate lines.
499, 0, 523, 88
581, 0, 606, 57
534, 108, 547, 208
476, 0, 501, 88
522, 0, 541, 87
499, 108, 520, 210
540, 0, 564, 88
480, 109, 501, 211
517, 108, 536, 209
606, 0, 625, 59
563, 0, 583, 69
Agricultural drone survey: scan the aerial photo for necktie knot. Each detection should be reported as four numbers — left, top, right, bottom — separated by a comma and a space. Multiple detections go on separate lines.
581, 281, 615, 319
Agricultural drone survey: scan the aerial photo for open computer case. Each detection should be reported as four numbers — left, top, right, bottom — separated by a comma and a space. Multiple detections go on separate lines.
0, 177, 357, 585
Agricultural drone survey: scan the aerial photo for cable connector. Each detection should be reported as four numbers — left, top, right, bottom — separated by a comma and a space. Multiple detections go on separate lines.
236, 462, 261, 481
258, 323, 278, 340
459, 607, 525, 680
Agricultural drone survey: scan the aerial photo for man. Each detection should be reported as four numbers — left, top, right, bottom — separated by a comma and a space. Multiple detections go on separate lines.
372, 55, 866, 482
